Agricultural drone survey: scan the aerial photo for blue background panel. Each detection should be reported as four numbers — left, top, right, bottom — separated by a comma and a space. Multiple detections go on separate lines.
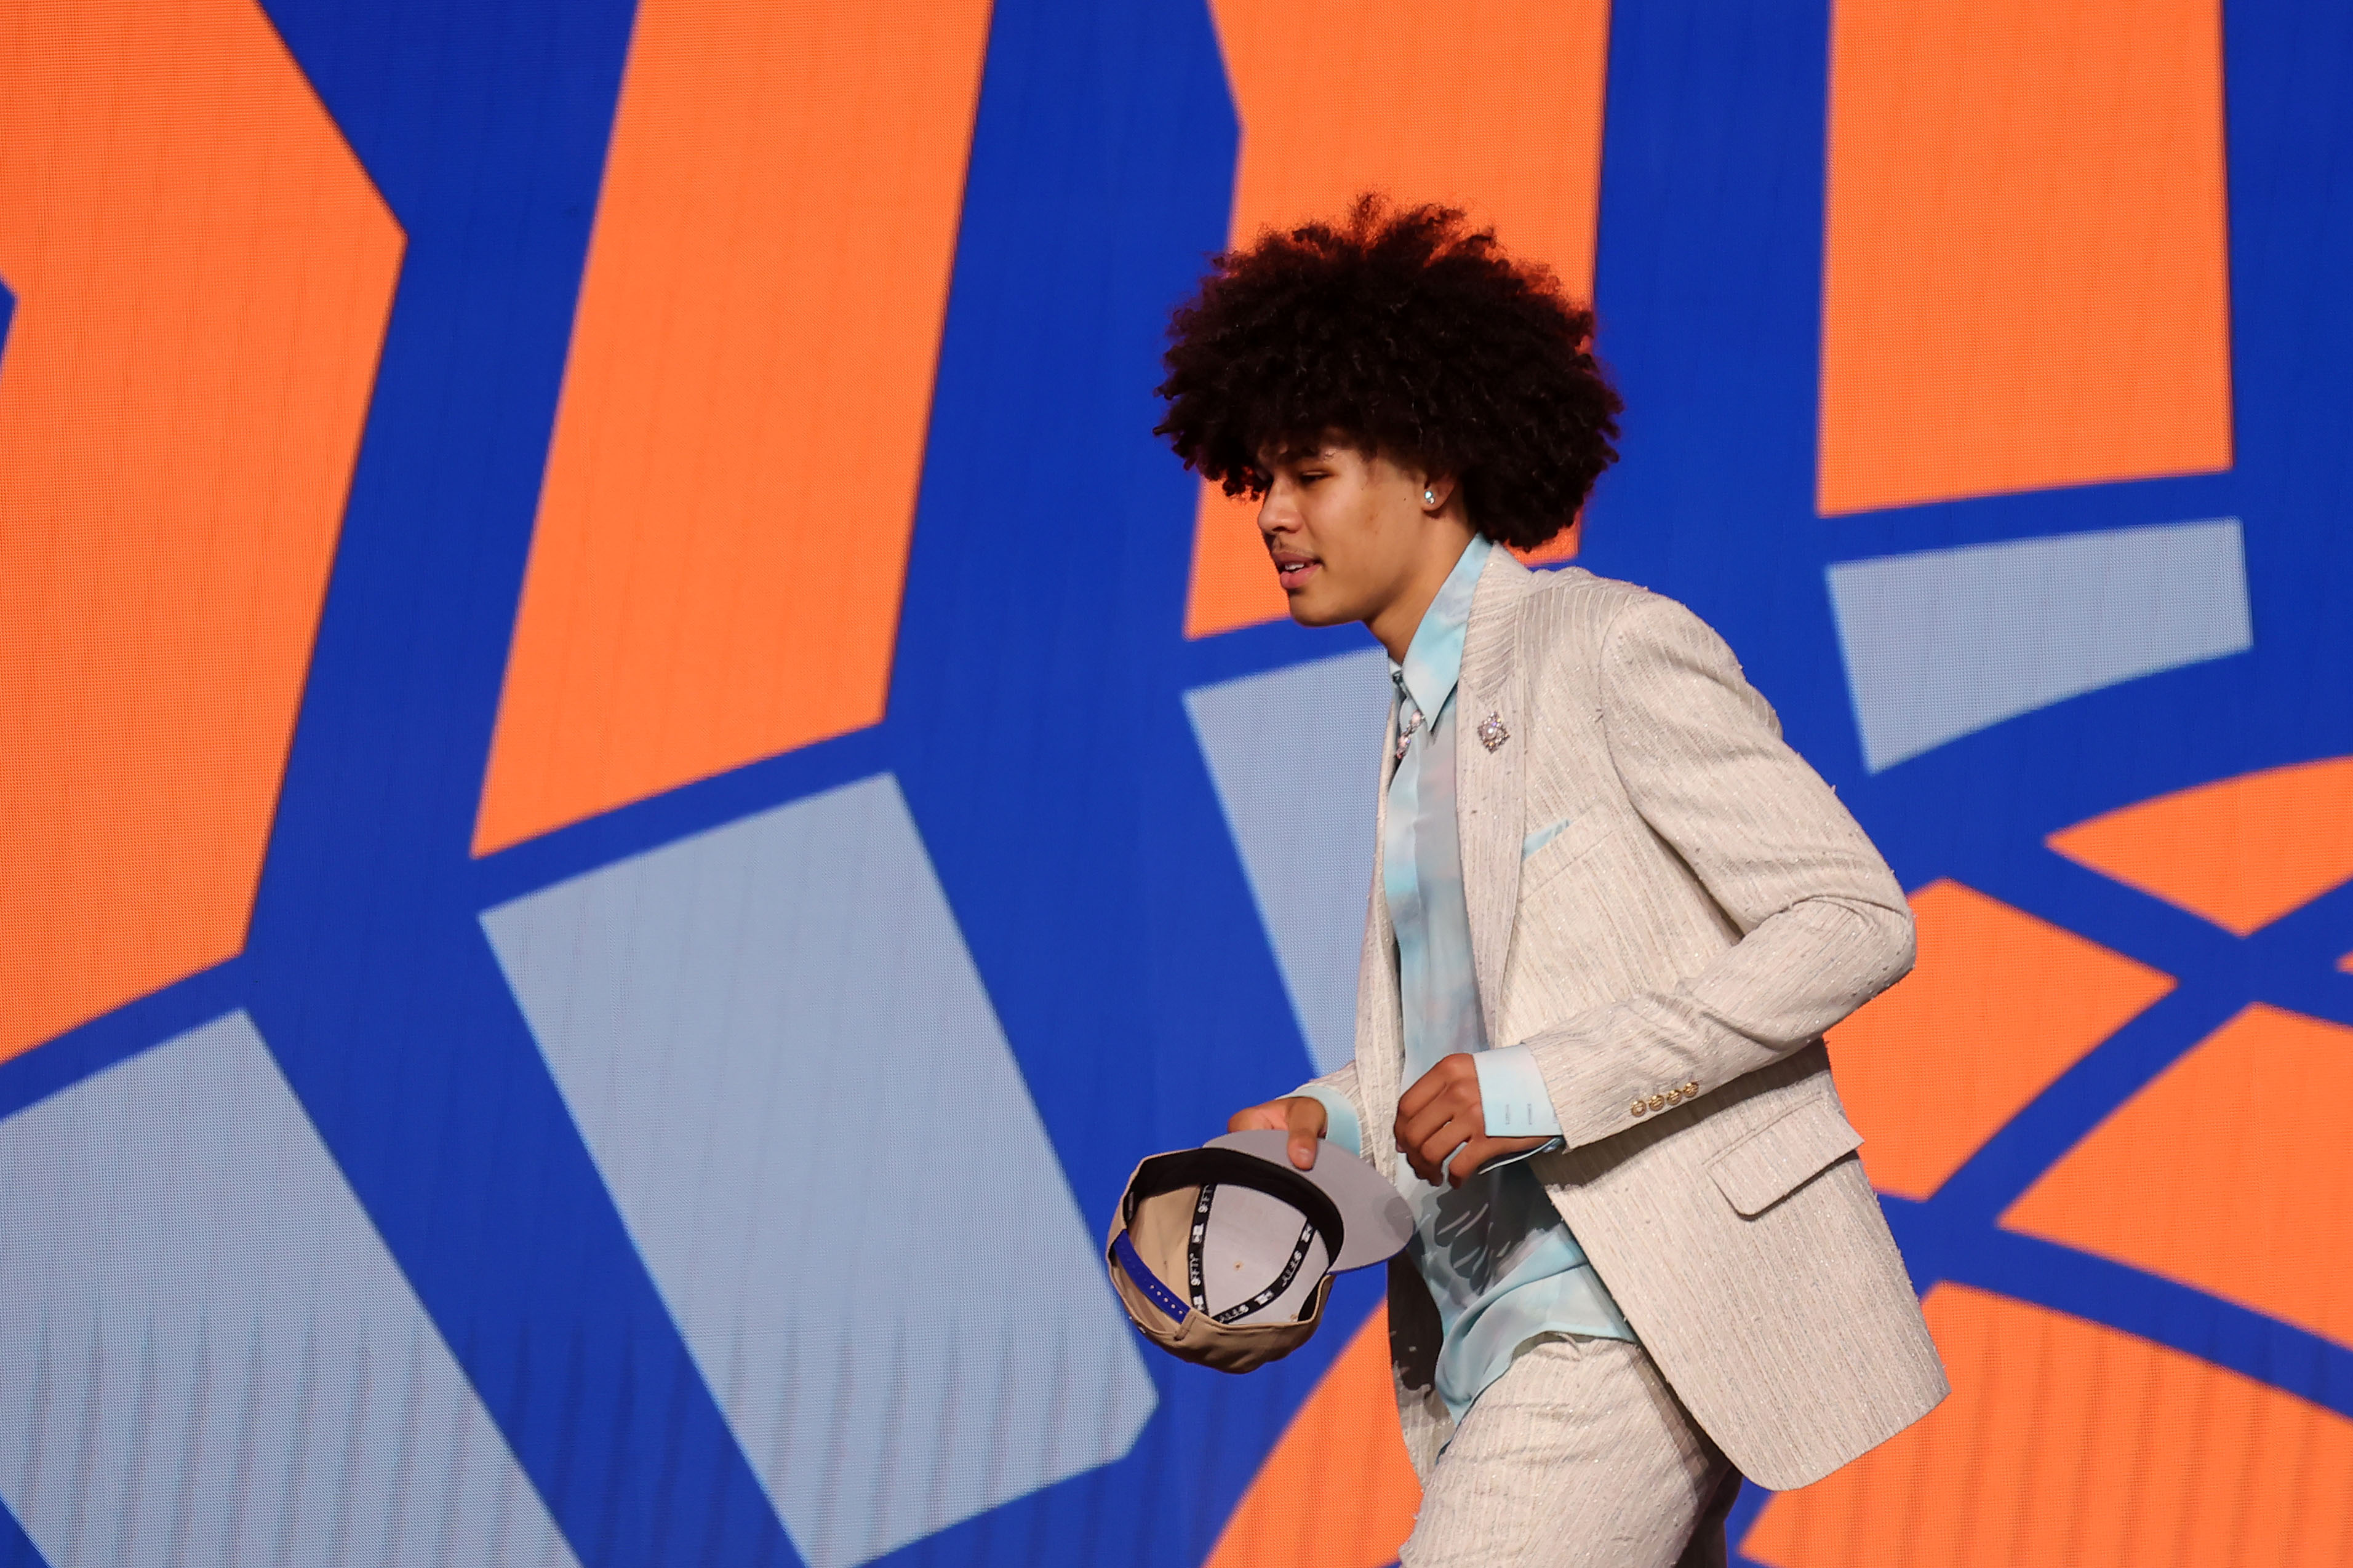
0, 1, 2345, 1566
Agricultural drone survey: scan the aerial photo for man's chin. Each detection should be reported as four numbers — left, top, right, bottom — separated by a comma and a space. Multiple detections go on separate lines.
1285, 591, 1357, 629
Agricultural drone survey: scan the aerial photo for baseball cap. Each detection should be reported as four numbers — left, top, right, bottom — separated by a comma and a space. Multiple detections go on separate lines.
1105, 1130, 1414, 1374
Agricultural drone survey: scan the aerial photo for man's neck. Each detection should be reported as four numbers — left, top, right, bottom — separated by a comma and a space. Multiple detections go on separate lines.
1367, 521, 1481, 662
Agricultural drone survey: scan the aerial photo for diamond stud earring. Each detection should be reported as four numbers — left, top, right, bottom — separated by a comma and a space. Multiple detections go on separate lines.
1424, 488, 1437, 505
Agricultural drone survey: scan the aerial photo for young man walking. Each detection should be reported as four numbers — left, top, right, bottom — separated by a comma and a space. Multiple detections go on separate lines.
1155, 199, 1945, 1566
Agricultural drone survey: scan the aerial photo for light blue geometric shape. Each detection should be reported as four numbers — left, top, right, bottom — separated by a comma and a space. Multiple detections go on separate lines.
1828, 518, 2253, 771
481, 774, 1154, 1568
0, 1012, 579, 1568
1186, 648, 1392, 1075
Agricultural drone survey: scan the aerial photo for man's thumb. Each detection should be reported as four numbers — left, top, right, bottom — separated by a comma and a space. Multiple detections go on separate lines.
1286, 1100, 1322, 1169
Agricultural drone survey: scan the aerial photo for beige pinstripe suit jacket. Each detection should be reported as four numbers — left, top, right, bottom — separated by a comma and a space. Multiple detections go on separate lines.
1309, 547, 1948, 1491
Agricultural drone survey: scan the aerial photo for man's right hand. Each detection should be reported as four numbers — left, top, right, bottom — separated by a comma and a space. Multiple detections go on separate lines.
1227, 1096, 1328, 1170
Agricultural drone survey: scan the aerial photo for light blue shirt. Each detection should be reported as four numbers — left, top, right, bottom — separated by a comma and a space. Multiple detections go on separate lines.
1300, 535, 1632, 1419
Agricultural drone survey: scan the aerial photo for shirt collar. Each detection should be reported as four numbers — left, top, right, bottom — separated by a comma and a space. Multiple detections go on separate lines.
1391, 534, 1493, 719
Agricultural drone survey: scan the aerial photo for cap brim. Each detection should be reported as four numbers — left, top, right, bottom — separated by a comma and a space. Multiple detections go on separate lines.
1204, 1130, 1414, 1271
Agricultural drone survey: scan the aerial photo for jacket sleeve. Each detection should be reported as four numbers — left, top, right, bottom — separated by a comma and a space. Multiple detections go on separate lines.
1519, 593, 1914, 1152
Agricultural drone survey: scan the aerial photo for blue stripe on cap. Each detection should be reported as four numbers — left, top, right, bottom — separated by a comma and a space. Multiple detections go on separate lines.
1112, 1228, 1190, 1324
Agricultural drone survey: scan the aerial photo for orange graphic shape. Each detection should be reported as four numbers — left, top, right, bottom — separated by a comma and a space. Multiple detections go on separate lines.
0, 1, 403, 1061
1817, 0, 2232, 515
1513, 521, 1582, 568
1828, 880, 2173, 1199
1184, 0, 1613, 638
1204, 1301, 1421, 1568
2002, 1003, 2353, 1351
1744, 1283, 2353, 1568
473, 0, 993, 853
2047, 755, 2353, 935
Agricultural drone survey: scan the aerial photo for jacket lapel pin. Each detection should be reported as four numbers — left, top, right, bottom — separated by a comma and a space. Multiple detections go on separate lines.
1476, 713, 1509, 753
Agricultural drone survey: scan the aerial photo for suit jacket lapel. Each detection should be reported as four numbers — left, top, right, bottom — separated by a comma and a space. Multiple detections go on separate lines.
1456, 548, 1533, 1049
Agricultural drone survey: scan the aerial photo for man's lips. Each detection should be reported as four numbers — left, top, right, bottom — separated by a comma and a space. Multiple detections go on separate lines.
1271, 554, 1320, 592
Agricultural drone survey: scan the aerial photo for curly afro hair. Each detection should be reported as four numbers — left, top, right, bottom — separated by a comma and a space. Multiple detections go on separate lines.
1154, 196, 1621, 552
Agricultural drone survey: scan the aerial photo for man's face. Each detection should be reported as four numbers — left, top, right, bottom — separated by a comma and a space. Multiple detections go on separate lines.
1254, 438, 1432, 629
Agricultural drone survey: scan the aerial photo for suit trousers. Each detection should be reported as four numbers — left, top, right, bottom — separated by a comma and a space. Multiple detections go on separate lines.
1400, 1335, 1742, 1568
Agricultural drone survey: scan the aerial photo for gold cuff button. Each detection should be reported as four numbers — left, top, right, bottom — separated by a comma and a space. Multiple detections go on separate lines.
1630, 1100, 1647, 1117
1683, 1080, 1699, 1095
1646, 1093, 1667, 1112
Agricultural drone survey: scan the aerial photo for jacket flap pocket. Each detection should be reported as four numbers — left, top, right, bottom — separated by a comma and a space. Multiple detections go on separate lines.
1706, 1093, 1864, 1217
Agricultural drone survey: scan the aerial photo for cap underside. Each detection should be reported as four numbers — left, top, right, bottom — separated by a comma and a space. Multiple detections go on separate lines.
1129, 1185, 1327, 1326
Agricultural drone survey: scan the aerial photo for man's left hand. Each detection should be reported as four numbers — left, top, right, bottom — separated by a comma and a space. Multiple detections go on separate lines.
1396, 1054, 1549, 1188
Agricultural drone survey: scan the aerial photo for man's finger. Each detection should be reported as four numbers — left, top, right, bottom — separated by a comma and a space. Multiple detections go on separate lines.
1447, 1134, 1546, 1187
1447, 1136, 1489, 1187
1396, 1068, 1439, 1120
1228, 1104, 1274, 1134
1416, 1118, 1473, 1185
1394, 1097, 1440, 1152
1285, 1097, 1324, 1169
1393, 1092, 1464, 1161
1396, 1053, 1471, 1120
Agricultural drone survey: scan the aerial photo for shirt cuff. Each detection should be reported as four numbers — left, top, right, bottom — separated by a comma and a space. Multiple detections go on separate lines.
1290, 1084, 1364, 1158
1476, 1045, 1565, 1138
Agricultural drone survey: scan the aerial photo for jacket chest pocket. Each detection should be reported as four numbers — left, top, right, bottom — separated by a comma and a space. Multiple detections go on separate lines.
1519, 808, 1620, 898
